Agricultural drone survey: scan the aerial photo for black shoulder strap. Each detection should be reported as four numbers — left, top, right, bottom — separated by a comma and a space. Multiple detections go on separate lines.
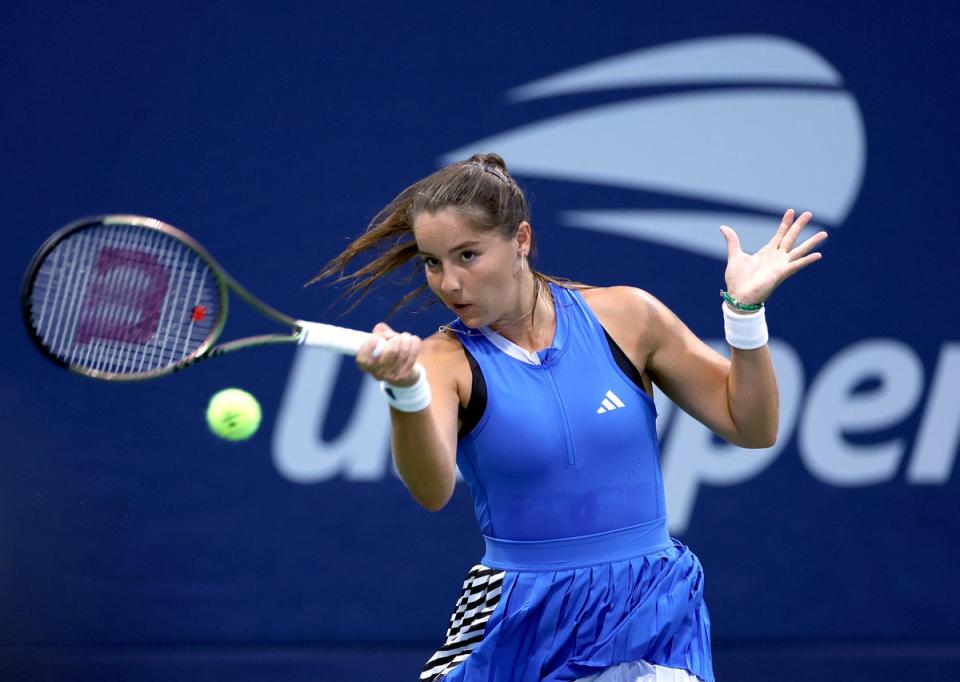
603, 328, 645, 390
457, 345, 487, 439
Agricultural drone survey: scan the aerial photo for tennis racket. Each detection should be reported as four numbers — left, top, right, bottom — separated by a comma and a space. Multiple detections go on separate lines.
21, 214, 381, 381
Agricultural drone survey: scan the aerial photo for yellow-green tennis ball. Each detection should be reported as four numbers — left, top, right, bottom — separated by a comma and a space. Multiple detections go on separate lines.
206, 388, 261, 441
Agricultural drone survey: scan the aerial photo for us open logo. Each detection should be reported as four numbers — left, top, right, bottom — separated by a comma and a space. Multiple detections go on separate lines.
274, 36, 958, 534
443, 34, 865, 259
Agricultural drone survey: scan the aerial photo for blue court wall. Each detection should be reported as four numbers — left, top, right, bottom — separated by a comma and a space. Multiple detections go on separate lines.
1, 2, 958, 680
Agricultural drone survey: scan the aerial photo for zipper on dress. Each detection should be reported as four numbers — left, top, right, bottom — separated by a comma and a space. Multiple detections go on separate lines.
544, 365, 577, 468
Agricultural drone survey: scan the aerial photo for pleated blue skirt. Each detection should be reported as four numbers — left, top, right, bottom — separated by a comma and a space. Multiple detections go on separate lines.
420, 518, 713, 682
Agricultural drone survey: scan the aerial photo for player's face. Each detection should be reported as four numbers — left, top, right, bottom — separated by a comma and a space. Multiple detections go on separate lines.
414, 208, 527, 329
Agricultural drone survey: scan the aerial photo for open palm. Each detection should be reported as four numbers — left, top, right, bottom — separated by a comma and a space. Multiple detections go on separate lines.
721, 209, 828, 306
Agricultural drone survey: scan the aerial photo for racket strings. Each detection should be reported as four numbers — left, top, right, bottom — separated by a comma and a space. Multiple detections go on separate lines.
28, 223, 221, 376
80, 227, 154, 372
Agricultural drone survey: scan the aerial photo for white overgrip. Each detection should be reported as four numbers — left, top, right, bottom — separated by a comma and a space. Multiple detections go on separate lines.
295, 321, 385, 357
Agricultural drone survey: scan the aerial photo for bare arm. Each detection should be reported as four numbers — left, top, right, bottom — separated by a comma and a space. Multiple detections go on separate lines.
356, 325, 464, 511
590, 210, 826, 448
643, 291, 779, 448
592, 286, 777, 447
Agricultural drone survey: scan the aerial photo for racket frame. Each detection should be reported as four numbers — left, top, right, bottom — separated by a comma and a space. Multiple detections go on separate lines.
21, 214, 306, 381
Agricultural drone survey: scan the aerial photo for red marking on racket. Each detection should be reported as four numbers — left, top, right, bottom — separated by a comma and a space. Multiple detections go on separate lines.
192, 305, 206, 322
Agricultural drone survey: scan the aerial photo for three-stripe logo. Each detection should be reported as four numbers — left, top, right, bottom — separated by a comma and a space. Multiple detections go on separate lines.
596, 390, 625, 414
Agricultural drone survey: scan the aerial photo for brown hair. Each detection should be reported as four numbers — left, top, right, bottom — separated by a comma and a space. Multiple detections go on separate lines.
312, 152, 581, 313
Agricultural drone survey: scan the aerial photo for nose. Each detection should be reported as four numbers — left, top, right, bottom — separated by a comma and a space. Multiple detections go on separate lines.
440, 268, 461, 296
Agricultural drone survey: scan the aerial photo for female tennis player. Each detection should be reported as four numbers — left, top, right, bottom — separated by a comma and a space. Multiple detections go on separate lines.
318, 153, 826, 682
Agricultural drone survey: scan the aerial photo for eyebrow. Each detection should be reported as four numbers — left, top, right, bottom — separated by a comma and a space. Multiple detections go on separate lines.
418, 240, 483, 257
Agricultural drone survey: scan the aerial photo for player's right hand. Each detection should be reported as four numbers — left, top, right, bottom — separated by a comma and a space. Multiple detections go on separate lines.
356, 322, 422, 386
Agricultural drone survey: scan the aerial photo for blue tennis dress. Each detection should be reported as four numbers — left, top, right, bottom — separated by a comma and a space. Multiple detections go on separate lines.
421, 284, 713, 682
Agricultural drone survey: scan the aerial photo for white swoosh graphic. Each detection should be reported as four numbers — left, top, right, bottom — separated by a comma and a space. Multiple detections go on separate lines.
561, 210, 823, 260
443, 88, 865, 223
507, 34, 842, 102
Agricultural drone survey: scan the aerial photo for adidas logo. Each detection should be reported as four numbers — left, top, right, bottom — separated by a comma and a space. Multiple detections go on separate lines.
596, 390, 625, 414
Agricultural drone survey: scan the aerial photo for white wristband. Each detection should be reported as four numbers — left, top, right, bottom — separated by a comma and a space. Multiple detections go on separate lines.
380, 363, 431, 412
723, 303, 769, 350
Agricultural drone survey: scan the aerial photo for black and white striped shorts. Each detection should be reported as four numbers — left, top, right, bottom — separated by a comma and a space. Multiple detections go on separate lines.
420, 564, 505, 681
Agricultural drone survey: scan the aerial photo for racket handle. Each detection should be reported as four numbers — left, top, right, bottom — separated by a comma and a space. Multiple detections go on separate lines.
296, 321, 385, 356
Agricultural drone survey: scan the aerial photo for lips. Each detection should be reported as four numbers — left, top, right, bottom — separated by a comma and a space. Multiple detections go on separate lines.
450, 303, 473, 314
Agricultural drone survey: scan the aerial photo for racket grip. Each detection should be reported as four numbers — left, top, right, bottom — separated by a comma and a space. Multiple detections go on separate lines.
295, 321, 385, 356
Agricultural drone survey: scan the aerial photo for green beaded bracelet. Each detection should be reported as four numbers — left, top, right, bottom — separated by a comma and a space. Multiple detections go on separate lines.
720, 290, 764, 312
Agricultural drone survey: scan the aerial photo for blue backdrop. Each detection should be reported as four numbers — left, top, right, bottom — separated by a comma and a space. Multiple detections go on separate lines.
2, 2, 957, 680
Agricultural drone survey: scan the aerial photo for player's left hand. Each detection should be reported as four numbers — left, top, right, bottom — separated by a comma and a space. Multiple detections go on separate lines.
720, 209, 828, 305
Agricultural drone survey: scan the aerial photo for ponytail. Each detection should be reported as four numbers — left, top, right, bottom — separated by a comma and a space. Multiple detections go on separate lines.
311, 153, 583, 315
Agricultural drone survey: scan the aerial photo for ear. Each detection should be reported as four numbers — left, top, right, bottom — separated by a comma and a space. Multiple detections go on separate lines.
515, 221, 533, 256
